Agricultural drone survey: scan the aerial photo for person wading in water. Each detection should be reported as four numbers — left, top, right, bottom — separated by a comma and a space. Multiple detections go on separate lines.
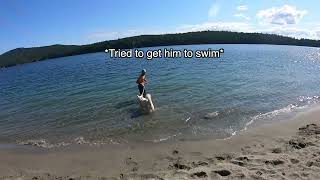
136, 69, 147, 97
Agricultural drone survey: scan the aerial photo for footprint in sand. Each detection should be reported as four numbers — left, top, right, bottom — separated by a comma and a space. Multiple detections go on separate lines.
298, 124, 320, 136
289, 138, 309, 149
230, 156, 250, 167
120, 173, 163, 180
125, 157, 139, 172
190, 171, 208, 178
290, 158, 299, 164
212, 169, 231, 176
235, 156, 250, 161
172, 150, 179, 155
192, 161, 209, 168
231, 160, 245, 166
215, 153, 234, 161
271, 147, 282, 154
265, 159, 285, 166
171, 162, 191, 170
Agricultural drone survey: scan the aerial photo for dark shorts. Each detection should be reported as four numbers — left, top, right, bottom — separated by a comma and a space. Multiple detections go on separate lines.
138, 84, 146, 97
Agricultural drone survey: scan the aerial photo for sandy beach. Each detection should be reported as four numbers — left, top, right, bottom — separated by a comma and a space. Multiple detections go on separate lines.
1, 107, 320, 180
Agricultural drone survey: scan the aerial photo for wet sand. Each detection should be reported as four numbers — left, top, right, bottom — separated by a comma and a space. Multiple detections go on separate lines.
1, 107, 320, 179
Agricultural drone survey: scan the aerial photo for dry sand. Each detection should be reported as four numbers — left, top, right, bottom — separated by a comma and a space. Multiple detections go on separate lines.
1, 107, 320, 180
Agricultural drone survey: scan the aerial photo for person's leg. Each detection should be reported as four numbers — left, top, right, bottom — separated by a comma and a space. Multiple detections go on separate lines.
138, 84, 144, 96
143, 87, 146, 97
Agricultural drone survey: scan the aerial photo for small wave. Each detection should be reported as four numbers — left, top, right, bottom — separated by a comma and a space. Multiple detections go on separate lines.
74, 136, 90, 144
74, 136, 122, 145
244, 95, 320, 131
145, 133, 181, 143
221, 104, 299, 140
17, 136, 122, 148
225, 96, 320, 139
204, 111, 220, 119
243, 104, 302, 131
251, 104, 297, 121
185, 117, 191, 122
17, 139, 70, 148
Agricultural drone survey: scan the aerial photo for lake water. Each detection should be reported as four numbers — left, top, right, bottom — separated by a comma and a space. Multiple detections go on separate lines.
1, 44, 320, 147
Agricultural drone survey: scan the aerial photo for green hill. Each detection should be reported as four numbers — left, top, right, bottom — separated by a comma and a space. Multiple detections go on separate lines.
0, 45, 80, 67
1, 31, 320, 67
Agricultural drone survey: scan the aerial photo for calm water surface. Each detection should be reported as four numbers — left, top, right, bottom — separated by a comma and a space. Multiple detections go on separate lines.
0, 44, 320, 147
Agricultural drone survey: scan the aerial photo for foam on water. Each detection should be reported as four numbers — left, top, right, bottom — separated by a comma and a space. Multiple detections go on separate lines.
227, 95, 320, 138
17, 136, 124, 148
17, 139, 70, 148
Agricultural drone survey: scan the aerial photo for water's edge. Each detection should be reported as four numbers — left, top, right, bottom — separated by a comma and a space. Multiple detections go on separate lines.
2, 103, 319, 151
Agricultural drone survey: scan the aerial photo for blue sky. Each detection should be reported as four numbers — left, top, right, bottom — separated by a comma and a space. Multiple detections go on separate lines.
1, 0, 320, 54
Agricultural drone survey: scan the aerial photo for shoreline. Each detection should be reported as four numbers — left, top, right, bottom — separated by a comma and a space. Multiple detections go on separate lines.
1, 101, 315, 150
1, 107, 320, 179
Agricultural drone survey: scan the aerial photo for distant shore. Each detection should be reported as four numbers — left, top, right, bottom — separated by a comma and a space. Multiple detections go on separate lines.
1, 106, 320, 179
1, 31, 320, 68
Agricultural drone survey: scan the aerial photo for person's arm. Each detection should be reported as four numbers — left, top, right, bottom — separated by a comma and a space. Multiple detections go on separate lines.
144, 76, 148, 83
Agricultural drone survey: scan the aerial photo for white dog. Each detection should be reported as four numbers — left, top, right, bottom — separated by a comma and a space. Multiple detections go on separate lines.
137, 93, 155, 114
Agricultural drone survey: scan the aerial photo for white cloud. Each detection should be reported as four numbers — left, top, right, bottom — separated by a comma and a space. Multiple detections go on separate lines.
208, 3, 220, 18
316, 31, 320, 38
260, 27, 320, 40
234, 13, 251, 20
237, 5, 248, 11
257, 5, 307, 25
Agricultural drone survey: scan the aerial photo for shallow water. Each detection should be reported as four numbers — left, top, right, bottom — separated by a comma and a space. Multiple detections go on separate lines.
0, 44, 320, 147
